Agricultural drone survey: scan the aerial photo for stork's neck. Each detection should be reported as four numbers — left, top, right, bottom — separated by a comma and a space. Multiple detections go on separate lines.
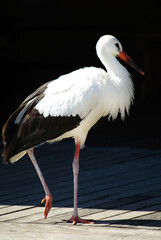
97, 51, 134, 120
100, 51, 130, 83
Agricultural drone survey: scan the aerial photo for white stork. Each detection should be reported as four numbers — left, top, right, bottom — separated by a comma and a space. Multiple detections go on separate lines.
2, 35, 144, 224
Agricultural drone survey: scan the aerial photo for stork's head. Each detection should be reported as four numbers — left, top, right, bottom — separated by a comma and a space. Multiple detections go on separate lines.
96, 35, 144, 75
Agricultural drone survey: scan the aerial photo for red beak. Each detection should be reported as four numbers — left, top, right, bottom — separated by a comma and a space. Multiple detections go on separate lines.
118, 51, 144, 75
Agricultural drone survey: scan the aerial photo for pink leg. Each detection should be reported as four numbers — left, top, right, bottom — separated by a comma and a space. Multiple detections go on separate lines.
27, 148, 53, 219
66, 142, 94, 225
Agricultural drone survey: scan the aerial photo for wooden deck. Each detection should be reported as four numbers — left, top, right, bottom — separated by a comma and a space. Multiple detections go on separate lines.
0, 141, 161, 239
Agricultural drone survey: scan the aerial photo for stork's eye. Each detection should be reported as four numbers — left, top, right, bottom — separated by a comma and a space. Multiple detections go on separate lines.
115, 43, 120, 51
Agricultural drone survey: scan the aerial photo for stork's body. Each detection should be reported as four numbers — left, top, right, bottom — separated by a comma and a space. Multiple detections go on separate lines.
2, 35, 144, 224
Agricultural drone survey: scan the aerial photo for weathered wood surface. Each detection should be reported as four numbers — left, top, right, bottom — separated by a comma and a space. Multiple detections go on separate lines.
0, 141, 161, 239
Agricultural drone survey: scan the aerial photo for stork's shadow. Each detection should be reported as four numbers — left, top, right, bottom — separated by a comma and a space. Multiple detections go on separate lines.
93, 219, 161, 227
58, 219, 161, 227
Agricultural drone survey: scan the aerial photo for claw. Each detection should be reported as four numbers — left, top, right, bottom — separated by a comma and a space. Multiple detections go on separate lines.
41, 194, 53, 219
66, 215, 94, 225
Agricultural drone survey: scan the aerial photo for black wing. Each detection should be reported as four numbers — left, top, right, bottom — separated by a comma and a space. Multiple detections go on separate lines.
2, 82, 81, 164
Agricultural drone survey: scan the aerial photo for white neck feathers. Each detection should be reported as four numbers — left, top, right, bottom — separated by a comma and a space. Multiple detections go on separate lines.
97, 46, 134, 120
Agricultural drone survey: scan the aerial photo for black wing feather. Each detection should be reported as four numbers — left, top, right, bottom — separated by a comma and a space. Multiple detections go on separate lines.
14, 110, 81, 155
2, 82, 82, 164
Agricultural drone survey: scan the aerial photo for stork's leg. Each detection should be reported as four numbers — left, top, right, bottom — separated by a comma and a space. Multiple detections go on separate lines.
27, 148, 53, 219
66, 142, 94, 225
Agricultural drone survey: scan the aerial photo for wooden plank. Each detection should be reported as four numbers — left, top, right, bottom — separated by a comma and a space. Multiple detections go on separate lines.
81, 196, 161, 222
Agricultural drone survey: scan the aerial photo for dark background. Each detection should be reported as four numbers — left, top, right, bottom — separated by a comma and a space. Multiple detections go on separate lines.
1, 1, 161, 147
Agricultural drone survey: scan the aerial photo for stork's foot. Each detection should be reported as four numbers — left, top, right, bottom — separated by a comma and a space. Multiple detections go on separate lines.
41, 194, 53, 219
66, 215, 94, 225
